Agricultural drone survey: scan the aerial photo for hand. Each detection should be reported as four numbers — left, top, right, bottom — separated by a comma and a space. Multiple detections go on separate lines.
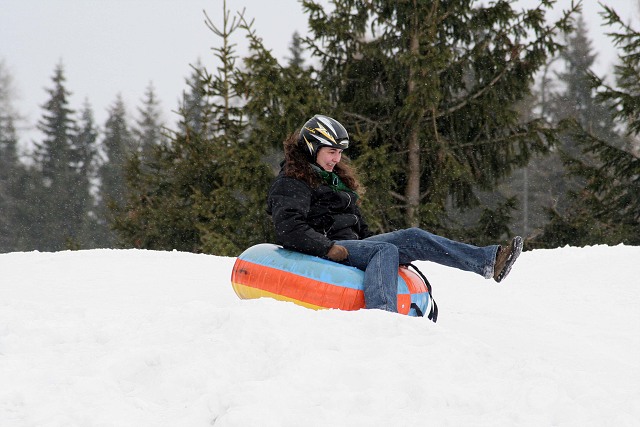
326, 244, 348, 262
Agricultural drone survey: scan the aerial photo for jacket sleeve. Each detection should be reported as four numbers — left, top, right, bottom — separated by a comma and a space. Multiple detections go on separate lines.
267, 177, 334, 257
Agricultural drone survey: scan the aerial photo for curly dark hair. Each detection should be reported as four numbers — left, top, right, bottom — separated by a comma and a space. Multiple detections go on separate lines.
282, 132, 364, 193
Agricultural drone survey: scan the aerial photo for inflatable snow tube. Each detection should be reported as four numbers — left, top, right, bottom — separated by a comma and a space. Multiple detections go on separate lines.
231, 243, 431, 317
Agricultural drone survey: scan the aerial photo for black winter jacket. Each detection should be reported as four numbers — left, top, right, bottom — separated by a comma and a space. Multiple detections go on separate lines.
266, 171, 373, 257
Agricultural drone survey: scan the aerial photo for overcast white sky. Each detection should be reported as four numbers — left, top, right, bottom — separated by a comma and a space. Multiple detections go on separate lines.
1, 0, 638, 141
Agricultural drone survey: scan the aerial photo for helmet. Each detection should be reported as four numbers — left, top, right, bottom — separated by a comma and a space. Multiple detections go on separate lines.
298, 115, 349, 161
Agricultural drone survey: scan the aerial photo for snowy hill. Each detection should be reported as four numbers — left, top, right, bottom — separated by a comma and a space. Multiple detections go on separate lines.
1, 245, 639, 426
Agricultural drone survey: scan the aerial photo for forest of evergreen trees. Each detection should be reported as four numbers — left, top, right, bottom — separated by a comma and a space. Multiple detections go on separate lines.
1, 0, 639, 255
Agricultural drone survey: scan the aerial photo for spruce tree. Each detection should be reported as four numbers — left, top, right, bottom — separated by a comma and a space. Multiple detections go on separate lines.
497, 12, 621, 245
536, 6, 640, 246
178, 60, 211, 136
74, 100, 101, 247
197, 11, 327, 253
286, 31, 305, 69
111, 81, 205, 251
549, 15, 621, 203
29, 63, 91, 250
112, 6, 269, 254
0, 60, 25, 252
96, 95, 135, 246
110, 0, 339, 255
0, 60, 44, 251
133, 83, 166, 164
237, 10, 331, 152
301, 0, 578, 244
75, 100, 99, 177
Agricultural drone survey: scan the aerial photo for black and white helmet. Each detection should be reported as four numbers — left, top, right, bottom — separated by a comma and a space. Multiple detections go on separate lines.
298, 114, 349, 161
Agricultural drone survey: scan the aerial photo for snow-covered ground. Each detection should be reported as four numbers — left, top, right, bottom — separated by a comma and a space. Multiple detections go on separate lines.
1, 245, 638, 426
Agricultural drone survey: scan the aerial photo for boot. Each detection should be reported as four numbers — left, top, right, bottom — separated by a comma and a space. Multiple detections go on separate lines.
493, 236, 523, 283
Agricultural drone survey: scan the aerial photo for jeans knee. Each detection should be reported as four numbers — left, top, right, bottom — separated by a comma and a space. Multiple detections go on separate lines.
374, 242, 399, 262
402, 227, 430, 241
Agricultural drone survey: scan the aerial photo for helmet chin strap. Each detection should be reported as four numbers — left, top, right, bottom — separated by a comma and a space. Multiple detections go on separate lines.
301, 142, 317, 163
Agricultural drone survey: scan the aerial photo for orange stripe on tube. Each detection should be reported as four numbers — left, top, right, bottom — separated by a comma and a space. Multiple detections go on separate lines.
232, 258, 365, 311
231, 282, 327, 310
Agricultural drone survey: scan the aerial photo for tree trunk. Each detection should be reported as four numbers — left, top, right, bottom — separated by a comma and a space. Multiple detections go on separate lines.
405, 19, 422, 228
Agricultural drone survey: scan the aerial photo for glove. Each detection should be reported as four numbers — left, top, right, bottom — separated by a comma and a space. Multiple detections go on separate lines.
326, 244, 349, 262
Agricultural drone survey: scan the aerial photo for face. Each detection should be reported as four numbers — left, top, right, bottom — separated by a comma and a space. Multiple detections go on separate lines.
316, 147, 343, 172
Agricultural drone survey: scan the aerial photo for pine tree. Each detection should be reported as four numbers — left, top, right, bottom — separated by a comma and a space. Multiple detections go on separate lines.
34, 64, 76, 180
112, 1, 583, 253
193, 8, 329, 254
0, 60, 26, 252
286, 31, 305, 69
0, 60, 42, 251
97, 95, 135, 243
178, 60, 211, 137
111, 81, 201, 251
74, 100, 101, 247
535, 6, 640, 246
300, 0, 578, 245
549, 15, 621, 202
112, 5, 274, 254
75, 100, 99, 177
134, 83, 166, 164
495, 12, 622, 246
110, 0, 338, 255
29, 62, 90, 250
497, 12, 635, 247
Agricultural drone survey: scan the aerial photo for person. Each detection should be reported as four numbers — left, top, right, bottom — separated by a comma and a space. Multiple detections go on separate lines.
266, 114, 523, 313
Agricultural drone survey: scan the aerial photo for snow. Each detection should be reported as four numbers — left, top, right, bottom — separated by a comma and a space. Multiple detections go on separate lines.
1, 245, 639, 426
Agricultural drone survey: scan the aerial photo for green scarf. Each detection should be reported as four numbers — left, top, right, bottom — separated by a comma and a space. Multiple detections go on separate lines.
310, 164, 358, 199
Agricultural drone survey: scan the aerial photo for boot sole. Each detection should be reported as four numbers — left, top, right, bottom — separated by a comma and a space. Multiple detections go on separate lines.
495, 236, 523, 283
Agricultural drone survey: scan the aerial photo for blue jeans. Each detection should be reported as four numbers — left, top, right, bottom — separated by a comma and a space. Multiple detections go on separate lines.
338, 228, 499, 312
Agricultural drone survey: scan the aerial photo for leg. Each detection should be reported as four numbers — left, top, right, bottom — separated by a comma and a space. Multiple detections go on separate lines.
337, 240, 399, 312
365, 227, 499, 279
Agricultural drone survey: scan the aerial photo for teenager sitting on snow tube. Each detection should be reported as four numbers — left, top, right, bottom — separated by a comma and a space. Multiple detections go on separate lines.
265, 114, 523, 315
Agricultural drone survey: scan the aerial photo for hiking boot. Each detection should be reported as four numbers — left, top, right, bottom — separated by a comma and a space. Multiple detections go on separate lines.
493, 236, 523, 283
